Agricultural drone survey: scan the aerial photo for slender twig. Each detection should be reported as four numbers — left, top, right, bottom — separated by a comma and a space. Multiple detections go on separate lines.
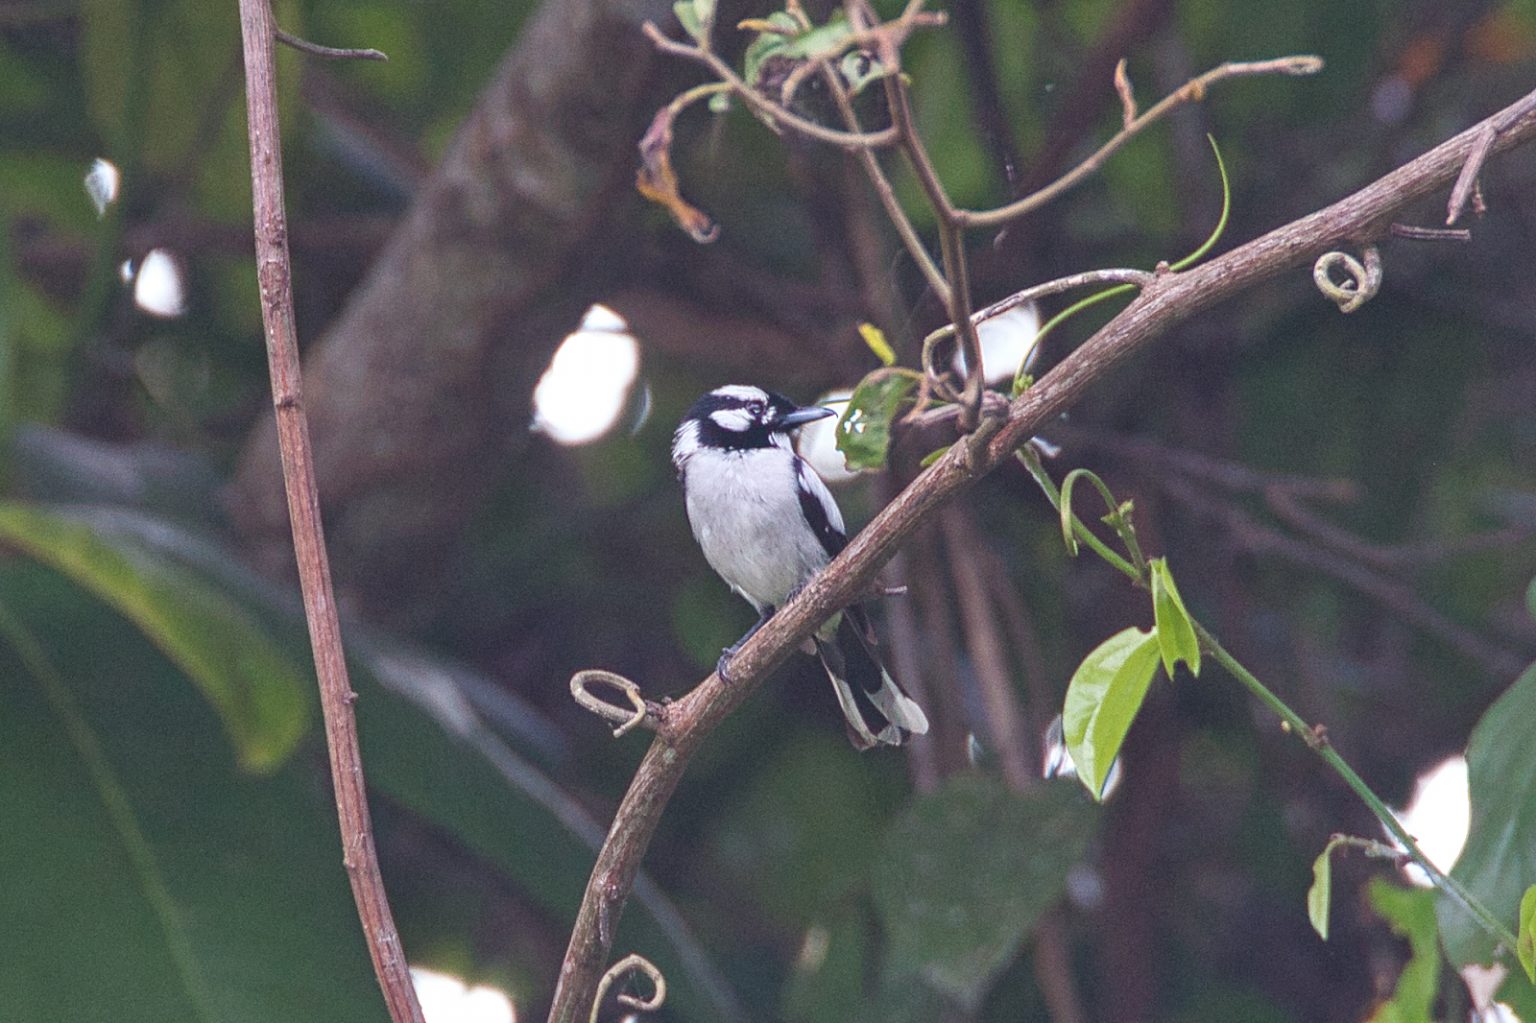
1390, 223, 1472, 242
546, 85, 1536, 1023
821, 64, 948, 301
275, 27, 388, 62
878, 62, 987, 427
957, 55, 1324, 230
235, 5, 424, 1022
1446, 90, 1536, 224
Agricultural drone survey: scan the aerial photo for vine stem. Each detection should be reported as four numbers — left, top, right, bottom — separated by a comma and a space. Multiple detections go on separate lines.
236, 2, 425, 1021
1025, 446, 1518, 954
1193, 622, 1518, 951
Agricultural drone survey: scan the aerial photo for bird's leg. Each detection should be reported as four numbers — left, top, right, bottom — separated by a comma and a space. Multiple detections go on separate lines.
718, 607, 774, 682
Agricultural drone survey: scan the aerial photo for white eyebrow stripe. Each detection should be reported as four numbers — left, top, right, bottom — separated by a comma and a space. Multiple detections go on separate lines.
712, 384, 769, 402
709, 408, 755, 432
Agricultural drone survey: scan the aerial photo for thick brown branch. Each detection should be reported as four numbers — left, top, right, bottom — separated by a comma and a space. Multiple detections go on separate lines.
546, 85, 1536, 1023
236, 3, 423, 1022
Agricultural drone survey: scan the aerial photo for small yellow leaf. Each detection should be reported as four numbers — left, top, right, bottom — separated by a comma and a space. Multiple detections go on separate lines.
857, 322, 896, 366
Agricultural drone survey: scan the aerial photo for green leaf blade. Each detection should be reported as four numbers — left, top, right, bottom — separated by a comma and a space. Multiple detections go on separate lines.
1150, 558, 1201, 678
1062, 626, 1161, 799
1307, 837, 1344, 941
834, 371, 917, 472
1437, 662, 1536, 967
871, 776, 1098, 1010
0, 504, 309, 772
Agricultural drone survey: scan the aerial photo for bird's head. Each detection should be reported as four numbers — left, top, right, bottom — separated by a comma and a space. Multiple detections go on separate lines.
672, 385, 834, 468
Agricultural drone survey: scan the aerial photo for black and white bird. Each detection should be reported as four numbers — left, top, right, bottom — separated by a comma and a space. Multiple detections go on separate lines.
672, 384, 930, 749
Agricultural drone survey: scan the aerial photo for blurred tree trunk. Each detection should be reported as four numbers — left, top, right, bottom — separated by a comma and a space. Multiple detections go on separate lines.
226, 0, 681, 606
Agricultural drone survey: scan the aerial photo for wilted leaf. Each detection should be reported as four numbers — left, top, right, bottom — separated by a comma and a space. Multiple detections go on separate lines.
1062, 626, 1161, 800
835, 371, 917, 472
1150, 558, 1201, 678
871, 776, 1097, 1010
637, 102, 719, 244
1437, 662, 1536, 966
1366, 879, 1440, 1023
0, 503, 309, 772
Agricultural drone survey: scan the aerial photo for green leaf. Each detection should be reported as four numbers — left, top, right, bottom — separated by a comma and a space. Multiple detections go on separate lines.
1062, 627, 1161, 800
835, 371, 917, 472
1365, 879, 1440, 1023
1308, 837, 1344, 941
871, 776, 1097, 1010
740, 10, 854, 89
857, 322, 896, 366
1437, 661, 1536, 966
740, 11, 804, 88
1519, 885, 1536, 983
0, 564, 384, 1023
0, 504, 309, 772
673, 0, 708, 42
1150, 557, 1201, 678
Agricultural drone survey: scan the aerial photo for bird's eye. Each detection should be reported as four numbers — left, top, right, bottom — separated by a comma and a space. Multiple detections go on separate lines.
749, 401, 766, 417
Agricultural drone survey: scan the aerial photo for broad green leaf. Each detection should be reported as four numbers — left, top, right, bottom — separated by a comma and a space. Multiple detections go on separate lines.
1063, 627, 1161, 800
0, 503, 309, 772
5, 502, 744, 1021
871, 776, 1097, 1010
1437, 662, 1536, 966
835, 371, 917, 472
0, 564, 384, 1023
710, 736, 887, 927
782, 909, 867, 1023
1366, 879, 1440, 1023
857, 322, 896, 366
1150, 558, 1201, 678
1308, 837, 1345, 941
1519, 885, 1536, 983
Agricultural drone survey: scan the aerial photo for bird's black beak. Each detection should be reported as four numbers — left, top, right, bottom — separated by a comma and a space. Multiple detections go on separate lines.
778, 405, 837, 429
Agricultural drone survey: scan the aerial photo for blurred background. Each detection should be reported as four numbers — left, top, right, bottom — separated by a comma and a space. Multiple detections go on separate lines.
3, 0, 1536, 1020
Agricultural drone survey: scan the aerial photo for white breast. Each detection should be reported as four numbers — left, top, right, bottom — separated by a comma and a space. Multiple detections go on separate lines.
683, 447, 835, 612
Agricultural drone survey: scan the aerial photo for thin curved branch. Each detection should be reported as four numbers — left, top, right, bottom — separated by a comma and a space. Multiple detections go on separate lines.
957, 55, 1324, 230
545, 84, 1536, 1023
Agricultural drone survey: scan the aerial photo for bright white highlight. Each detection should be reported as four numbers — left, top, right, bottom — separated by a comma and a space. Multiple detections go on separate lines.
532, 304, 641, 445
795, 392, 857, 484
956, 301, 1040, 384
1393, 755, 1469, 887
412, 967, 516, 1023
132, 248, 186, 319
85, 158, 120, 217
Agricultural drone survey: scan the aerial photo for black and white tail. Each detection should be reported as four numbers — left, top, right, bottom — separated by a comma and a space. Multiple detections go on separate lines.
813, 608, 929, 750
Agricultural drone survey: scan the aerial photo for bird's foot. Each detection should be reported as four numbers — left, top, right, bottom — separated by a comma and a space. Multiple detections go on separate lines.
716, 646, 740, 683
717, 608, 775, 683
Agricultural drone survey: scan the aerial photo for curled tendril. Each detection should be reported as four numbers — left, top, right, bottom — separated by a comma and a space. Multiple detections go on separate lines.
590, 953, 667, 1023
570, 669, 652, 737
1312, 245, 1382, 314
